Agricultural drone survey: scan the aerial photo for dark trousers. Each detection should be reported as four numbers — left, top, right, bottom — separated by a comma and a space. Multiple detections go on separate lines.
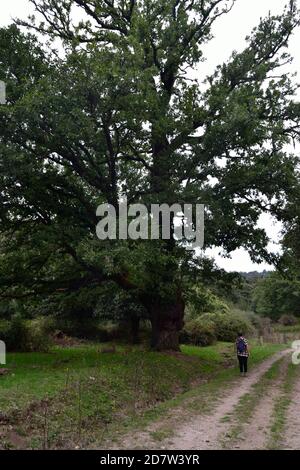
238, 355, 248, 373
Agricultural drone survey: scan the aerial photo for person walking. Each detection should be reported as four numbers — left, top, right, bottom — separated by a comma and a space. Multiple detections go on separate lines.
236, 332, 249, 377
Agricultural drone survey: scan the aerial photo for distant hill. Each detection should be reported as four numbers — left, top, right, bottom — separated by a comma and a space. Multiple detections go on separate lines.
239, 270, 271, 281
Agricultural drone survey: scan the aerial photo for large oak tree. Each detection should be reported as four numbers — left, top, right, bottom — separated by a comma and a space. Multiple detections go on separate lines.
1, 0, 300, 349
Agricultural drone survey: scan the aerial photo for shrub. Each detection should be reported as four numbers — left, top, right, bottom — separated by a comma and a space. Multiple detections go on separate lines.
242, 311, 272, 336
51, 317, 101, 339
186, 285, 230, 319
0, 319, 10, 342
278, 314, 298, 326
26, 317, 52, 352
180, 318, 217, 346
2, 315, 29, 351
51, 317, 122, 341
0, 315, 51, 352
199, 311, 254, 342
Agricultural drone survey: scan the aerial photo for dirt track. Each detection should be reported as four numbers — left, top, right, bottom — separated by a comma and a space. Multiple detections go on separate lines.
111, 349, 300, 450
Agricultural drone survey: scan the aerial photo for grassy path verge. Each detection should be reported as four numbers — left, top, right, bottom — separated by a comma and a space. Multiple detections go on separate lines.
268, 362, 300, 449
220, 355, 290, 449
0, 342, 284, 449
101, 344, 287, 450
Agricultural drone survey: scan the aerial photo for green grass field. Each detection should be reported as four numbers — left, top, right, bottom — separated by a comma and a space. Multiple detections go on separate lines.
0, 341, 285, 449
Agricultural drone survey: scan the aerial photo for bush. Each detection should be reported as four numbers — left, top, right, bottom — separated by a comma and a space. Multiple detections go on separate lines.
51, 317, 101, 339
51, 317, 123, 341
0, 315, 51, 352
180, 308, 256, 346
199, 311, 254, 342
0, 319, 10, 342
278, 314, 298, 326
26, 317, 52, 352
180, 318, 217, 346
186, 285, 230, 319
243, 311, 273, 336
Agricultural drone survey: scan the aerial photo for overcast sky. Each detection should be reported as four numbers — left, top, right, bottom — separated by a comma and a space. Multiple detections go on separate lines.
1, 0, 299, 272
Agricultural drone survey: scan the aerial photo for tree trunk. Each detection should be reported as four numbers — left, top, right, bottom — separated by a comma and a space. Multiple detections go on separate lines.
148, 290, 185, 351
